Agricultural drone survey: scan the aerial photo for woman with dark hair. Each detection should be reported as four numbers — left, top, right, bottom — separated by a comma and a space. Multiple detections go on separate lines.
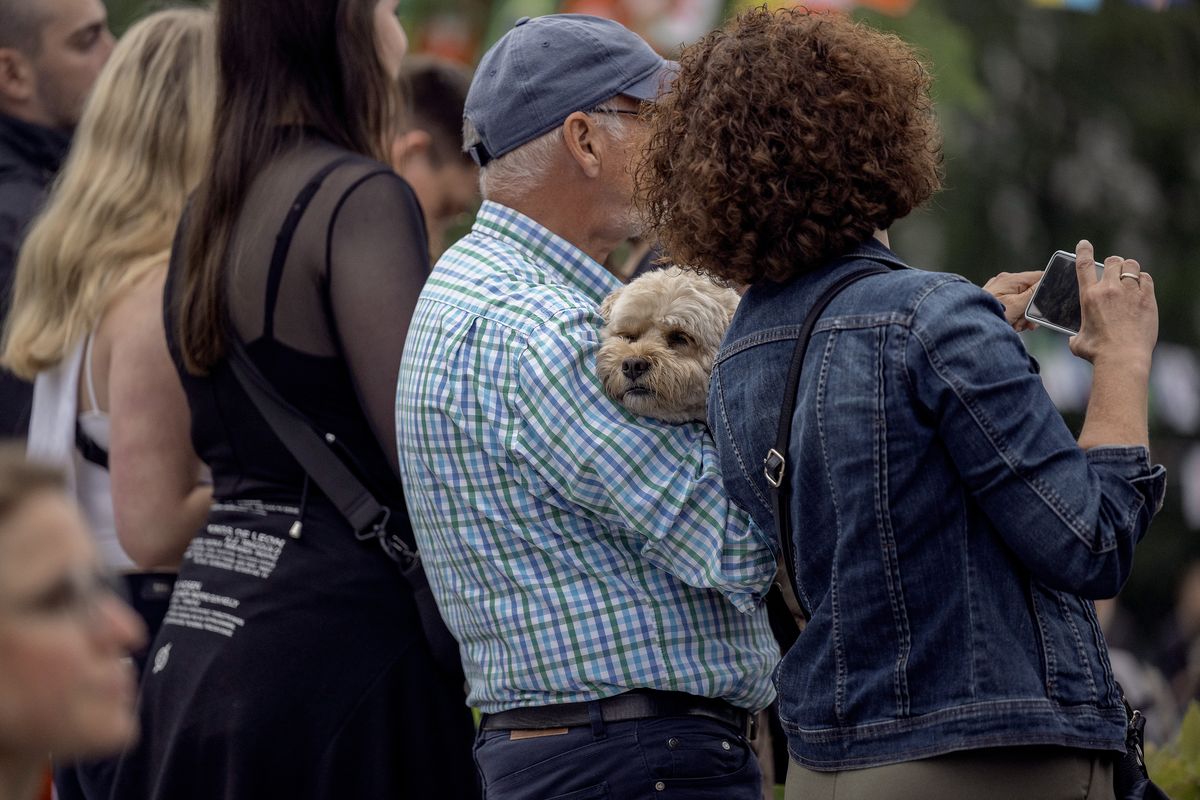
641, 9, 1163, 799
107, 1, 478, 797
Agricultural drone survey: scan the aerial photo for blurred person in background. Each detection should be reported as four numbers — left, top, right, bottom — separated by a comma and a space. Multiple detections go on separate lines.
0, 446, 144, 800
641, 9, 1165, 799
0, 10, 216, 798
1157, 560, 1200, 709
1094, 597, 1178, 745
0, 0, 113, 439
106, 1, 477, 797
391, 55, 478, 257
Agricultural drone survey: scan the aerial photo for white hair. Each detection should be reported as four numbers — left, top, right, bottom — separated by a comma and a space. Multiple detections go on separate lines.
464, 103, 629, 201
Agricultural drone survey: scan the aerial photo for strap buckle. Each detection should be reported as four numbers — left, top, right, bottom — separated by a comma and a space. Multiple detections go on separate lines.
764, 449, 786, 489
355, 507, 420, 570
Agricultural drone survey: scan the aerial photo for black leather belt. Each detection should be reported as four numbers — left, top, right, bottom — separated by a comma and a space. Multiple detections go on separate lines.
479, 690, 756, 740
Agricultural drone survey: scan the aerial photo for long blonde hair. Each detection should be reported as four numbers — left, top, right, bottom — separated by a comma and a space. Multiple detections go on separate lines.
1, 8, 216, 379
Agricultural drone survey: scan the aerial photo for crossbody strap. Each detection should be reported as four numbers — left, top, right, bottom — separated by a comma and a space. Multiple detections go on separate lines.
764, 263, 892, 623
227, 341, 418, 571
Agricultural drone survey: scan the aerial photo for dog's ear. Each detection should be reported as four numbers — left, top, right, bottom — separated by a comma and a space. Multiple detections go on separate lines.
599, 285, 623, 324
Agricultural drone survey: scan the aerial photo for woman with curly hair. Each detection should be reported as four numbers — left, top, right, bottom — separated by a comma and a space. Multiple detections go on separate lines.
640, 8, 1163, 799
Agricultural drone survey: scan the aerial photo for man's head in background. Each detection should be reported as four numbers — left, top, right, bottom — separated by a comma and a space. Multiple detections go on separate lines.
391, 55, 478, 258
0, 0, 113, 131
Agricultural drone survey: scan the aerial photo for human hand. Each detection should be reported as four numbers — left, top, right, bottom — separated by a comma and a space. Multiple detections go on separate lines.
1068, 240, 1158, 370
982, 270, 1043, 332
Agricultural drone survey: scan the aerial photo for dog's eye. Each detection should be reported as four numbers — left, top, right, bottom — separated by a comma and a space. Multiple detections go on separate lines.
667, 332, 693, 348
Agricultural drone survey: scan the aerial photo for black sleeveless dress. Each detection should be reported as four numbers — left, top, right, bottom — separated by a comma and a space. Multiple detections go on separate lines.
107, 134, 479, 799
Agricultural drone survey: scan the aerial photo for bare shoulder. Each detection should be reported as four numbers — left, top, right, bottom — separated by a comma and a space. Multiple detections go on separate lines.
97, 263, 169, 340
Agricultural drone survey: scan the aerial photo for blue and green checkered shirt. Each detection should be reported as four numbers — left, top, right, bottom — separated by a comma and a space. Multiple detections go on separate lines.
396, 202, 778, 713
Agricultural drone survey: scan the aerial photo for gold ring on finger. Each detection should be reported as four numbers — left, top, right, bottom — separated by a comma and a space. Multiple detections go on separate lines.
1119, 272, 1141, 285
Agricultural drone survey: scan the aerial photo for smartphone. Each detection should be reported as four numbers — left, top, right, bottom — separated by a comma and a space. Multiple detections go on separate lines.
1024, 250, 1103, 336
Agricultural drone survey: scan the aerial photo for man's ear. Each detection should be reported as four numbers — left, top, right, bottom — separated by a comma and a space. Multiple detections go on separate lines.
0, 48, 35, 107
599, 285, 623, 324
561, 111, 603, 179
388, 129, 432, 172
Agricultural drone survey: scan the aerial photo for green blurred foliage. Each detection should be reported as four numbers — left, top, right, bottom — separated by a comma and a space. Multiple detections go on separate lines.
107, 0, 204, 34
1147, 701, 1200, 797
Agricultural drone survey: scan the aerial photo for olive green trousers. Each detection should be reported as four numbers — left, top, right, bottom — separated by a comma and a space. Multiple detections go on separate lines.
786, 747, 1115, 800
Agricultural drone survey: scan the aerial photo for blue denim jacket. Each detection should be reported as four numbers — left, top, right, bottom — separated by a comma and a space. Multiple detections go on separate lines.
708, 239, 1167, 771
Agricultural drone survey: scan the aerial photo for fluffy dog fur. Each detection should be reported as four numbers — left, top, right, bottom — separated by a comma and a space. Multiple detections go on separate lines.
598, 268, 740, 423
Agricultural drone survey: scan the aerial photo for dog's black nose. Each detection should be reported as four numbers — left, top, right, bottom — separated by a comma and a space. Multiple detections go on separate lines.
622, 357, 650, 381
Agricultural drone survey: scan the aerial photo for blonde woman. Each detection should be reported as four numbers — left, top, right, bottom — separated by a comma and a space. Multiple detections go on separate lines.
1, 7, 214, 635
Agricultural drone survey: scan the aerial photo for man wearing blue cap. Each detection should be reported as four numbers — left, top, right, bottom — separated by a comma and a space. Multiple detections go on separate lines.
396, 15, 777, 798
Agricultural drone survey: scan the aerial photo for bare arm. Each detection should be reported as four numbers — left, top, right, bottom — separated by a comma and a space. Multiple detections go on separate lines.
106, 268, 210, 568
1069, 240, 1157, 450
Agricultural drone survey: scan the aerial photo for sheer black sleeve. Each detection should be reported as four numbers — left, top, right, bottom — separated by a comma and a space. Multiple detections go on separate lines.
326, 171, 430, 477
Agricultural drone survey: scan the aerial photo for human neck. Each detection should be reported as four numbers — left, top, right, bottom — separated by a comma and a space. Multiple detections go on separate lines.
491, 187, 624, 266
0, 755, 44, 800
0, 95, 62, 131
873, 229, 890, 248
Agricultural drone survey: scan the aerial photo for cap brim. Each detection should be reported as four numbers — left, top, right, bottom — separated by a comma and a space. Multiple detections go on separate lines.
621, 60, 679, 103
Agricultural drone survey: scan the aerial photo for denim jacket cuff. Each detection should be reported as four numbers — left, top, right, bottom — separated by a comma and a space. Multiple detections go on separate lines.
1085, 445, 1168, 517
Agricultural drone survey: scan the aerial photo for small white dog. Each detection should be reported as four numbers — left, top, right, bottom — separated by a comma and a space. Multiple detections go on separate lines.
597, 268, 740, 423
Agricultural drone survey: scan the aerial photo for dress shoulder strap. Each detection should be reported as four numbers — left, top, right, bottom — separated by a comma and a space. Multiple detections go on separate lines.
83, 330, 101, 413
262, 155, 358, 340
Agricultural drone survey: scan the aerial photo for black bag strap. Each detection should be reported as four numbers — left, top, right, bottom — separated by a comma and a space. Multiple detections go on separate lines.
764, 263, 892, 623
227, 341, 418, 571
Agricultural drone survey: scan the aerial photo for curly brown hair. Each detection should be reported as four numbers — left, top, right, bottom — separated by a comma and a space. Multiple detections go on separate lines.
638, 7, 942, 285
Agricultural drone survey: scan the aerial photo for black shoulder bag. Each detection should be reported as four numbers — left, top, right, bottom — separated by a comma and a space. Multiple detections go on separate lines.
763, 264, 1169, 798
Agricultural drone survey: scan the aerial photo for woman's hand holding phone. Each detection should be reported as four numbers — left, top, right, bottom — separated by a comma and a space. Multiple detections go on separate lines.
1068, 239, 1158, 370
983, 270, 1043, 332
1070, 239, 1159, 450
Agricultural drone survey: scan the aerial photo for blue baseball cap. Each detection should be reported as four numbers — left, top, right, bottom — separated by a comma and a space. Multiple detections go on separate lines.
464, 14, 677, 167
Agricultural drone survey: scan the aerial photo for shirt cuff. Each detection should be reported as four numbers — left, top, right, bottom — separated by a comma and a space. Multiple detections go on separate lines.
1085, 445, 1168, 523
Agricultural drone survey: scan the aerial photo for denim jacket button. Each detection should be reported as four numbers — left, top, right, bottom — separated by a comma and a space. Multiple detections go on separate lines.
667, 737, 679, 749
655, 781, 666, 791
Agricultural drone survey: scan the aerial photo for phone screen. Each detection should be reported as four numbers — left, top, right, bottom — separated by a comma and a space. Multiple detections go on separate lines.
1025, 251, 1103, 336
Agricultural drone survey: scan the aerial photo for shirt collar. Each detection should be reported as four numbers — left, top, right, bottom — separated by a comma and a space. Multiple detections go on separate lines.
471, 200, 621, 303
842, 235, 907, 267
0, 112, 71, 177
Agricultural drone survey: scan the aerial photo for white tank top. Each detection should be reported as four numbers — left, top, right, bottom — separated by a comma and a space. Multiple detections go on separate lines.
27, 334, 135, 571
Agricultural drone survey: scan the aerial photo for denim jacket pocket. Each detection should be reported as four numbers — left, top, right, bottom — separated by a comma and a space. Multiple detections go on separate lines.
1028, 582, 1115, 706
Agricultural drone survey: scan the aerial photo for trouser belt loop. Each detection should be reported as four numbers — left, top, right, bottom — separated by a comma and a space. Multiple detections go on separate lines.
588, 699, 606, 740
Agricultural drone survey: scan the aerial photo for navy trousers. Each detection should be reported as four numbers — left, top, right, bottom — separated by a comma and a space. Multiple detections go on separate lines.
474, 709, 762, 800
